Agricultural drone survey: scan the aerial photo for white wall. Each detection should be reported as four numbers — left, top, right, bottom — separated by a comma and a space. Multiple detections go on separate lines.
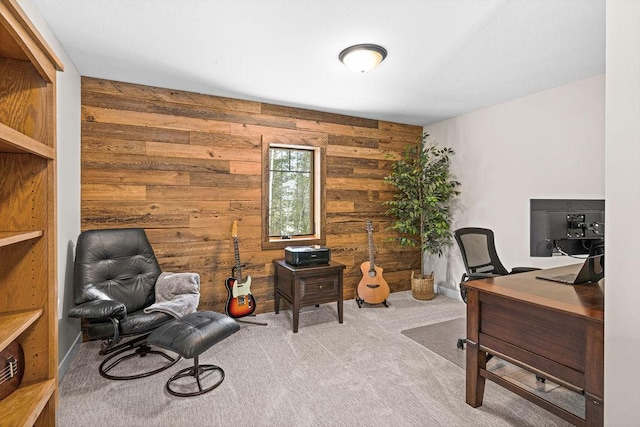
426, 74, 605, 297
18, 0, 82, 372
605, 1, 640, 425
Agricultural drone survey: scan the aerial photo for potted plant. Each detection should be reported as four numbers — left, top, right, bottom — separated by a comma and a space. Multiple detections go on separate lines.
383, 132, 460, 300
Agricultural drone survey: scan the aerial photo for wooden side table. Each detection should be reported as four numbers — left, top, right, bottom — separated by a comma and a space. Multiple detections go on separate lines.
273, 259, 346, 333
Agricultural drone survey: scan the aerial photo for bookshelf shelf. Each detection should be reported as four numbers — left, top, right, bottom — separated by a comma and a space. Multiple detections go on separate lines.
0, 379, 56, 426
0, 230, 44, 248
0, 310, 43, 351
0, 123, 55, 159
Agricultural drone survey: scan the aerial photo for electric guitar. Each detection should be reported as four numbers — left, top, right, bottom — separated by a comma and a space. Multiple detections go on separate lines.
225, 221, 256, 318
0, 340, 24, 401
357, 220, 390, 306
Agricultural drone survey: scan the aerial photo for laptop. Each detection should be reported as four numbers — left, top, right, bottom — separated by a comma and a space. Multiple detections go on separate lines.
536, 255, 604, 285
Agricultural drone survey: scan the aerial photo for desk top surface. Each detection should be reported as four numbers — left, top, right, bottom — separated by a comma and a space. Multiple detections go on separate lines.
464, 264, 604, 321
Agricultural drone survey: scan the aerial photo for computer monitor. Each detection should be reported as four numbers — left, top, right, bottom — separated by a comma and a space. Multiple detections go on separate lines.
530, 199, 605, 257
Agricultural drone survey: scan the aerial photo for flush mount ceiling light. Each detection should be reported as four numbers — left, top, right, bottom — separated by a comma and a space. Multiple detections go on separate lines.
339, 44, 387, 73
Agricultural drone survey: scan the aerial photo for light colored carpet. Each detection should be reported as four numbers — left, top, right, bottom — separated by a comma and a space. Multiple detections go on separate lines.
401, 318, 585, 418
58, 292, 574, 426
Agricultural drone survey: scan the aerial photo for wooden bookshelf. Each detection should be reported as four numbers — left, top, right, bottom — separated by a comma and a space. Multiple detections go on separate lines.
0, 0, 63, 425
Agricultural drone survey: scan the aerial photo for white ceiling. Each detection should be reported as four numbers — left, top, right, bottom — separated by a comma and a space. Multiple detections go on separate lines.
32, 0, 605, 126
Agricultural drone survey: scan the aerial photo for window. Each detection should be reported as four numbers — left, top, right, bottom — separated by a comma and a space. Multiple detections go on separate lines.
262, 140, 325, 249
269, 147, 313, 237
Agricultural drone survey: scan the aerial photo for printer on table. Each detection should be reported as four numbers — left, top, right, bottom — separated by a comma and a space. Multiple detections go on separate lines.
284, 246, 331, 266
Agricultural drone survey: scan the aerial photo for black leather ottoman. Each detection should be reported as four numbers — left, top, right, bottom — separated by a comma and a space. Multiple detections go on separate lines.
148, 311, 240, 397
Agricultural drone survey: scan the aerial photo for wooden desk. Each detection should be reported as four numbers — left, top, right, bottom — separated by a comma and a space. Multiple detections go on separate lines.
464, 264, 604, 427
273, 260, 345, 333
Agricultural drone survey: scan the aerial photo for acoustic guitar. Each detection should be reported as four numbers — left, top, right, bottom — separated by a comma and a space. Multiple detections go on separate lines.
356, 220, 390, 306
225, 220, 257, 318
0, 340, 24, 401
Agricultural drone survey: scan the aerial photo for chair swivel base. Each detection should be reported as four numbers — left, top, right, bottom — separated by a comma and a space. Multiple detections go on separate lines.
100, 343, 181, 381
166, 356, 225, 397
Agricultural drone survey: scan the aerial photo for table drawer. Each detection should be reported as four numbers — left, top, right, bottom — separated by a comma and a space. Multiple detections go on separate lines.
299, 275, 339, 301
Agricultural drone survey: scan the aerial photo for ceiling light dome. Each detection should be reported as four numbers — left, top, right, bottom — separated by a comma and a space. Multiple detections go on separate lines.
339, 44, 387, 73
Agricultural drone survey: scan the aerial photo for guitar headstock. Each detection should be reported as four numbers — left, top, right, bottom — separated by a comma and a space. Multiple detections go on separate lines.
366, 220, 373, 232
230, 220, 238, 238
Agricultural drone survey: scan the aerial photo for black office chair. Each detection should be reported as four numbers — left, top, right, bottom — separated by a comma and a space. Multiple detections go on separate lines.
588, 238, 605, 281
68, 228, 182, 380
454, 227, 540, 349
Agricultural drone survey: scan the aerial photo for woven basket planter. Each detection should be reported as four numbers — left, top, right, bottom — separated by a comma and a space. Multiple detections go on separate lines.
411, 271, 434, 300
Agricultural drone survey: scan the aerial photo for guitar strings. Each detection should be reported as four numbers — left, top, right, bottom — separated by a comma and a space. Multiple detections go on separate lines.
0, 360, 19, 383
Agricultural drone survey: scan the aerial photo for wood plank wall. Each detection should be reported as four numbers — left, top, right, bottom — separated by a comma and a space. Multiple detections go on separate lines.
80, 77, 423, 315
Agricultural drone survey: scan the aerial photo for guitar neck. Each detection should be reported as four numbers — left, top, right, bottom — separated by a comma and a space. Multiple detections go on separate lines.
368, 228, 375, 270
233, 237, 243, 282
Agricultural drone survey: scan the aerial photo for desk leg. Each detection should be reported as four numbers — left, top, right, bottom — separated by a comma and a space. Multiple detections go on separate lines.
466, 340, 486, 407
585, 322, 604, 427
337, 298, 343, 324
465, 289, 485, 407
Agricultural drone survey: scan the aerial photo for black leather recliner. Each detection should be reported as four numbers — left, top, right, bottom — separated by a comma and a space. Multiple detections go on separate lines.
69, 228, 180, 380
